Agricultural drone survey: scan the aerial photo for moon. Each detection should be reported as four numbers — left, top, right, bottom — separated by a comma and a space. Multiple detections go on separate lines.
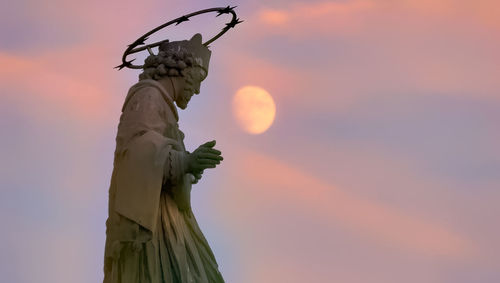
232, 86, 276, 134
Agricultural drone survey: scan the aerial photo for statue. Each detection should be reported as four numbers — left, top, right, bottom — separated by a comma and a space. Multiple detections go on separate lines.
103, 8, 241, 283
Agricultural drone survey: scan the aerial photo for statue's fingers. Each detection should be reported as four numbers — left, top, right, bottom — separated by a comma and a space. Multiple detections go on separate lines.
198, 159, 220, 165
200, 164, 217, 170
192, 164, 204, 171
192, 173, 202, 184
200, 140, 216, 148
197, 153, 223, 160
200, 148, 221, 155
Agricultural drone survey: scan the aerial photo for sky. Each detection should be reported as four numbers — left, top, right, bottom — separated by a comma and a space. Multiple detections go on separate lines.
1, 0, 499, 282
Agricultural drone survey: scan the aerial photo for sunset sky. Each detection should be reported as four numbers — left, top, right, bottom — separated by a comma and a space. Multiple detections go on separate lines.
1, 1, 499, 282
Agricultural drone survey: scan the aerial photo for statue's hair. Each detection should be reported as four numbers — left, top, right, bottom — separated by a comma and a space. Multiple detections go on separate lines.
139, 49, 206, 81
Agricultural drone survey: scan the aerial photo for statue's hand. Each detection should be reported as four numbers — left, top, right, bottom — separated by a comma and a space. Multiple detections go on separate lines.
187, 140, 223, 173
192, 172, 203, 184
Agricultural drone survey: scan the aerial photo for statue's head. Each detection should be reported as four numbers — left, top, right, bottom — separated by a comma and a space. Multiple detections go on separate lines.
139, 34, 211, 109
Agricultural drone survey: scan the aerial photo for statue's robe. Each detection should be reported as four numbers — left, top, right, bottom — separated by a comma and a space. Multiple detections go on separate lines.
103, 79, 224, 283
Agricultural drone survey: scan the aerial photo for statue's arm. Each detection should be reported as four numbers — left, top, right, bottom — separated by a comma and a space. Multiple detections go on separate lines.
119, 87, 188, 186
163, 144, 189, 186
119, 86, 222, 190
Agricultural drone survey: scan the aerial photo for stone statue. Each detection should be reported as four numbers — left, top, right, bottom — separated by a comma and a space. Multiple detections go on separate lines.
103, 8, 241, 283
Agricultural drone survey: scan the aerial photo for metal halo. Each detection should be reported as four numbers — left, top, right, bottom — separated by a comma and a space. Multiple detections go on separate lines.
116, 6, 242, 70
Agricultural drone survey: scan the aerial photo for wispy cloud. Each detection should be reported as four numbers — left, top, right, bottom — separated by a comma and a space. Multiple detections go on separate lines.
0, 49, 116, 122
257, 0, 374, 37
224, 149, 474, 258
2, 1, 499, 282
257, 0, 500, 37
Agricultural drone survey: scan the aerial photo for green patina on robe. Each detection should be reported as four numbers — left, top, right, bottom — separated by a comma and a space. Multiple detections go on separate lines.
103, 79, 224, 283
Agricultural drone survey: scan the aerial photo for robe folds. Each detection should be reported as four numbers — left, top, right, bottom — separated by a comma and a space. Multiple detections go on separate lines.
103, 79, 224, 283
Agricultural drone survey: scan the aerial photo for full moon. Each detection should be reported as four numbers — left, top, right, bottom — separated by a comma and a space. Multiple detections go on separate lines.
232, 86, 276, 134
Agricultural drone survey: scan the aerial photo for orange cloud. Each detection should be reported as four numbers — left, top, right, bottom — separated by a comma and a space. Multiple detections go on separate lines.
0, 50, 116, 123
239, 1, 500, 104
257, 0, 375, 37
259, 10, 290, 26
223, 149, 474, 258
257, 0, 500, 37
215, 47, 312, 100
404, 0, 500, 29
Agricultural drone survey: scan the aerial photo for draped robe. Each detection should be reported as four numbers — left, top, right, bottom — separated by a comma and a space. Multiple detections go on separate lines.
103, 79, 224, 283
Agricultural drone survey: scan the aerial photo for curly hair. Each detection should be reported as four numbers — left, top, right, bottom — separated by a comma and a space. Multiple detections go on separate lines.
139, 49, 207, 81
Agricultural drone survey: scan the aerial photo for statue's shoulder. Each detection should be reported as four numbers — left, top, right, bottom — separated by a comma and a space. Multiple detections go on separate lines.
122, 79, 178, 120
122, 80, 170, 108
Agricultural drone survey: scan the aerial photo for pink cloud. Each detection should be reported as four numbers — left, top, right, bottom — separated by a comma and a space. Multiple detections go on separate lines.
0, 48, 117, 123
404, 0, 500, 29
256, 0, 500, 38
215, 47, 312, 100
227, 0, 500, 108
221, 149, 475, 258
257, 0, 374, 37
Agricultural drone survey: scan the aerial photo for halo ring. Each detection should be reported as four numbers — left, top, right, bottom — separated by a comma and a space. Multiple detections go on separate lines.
116, 6, 242, 70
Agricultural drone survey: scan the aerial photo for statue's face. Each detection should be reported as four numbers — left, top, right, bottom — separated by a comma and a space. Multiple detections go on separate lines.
176, 80, 200, 109
175, 67, 206, 109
